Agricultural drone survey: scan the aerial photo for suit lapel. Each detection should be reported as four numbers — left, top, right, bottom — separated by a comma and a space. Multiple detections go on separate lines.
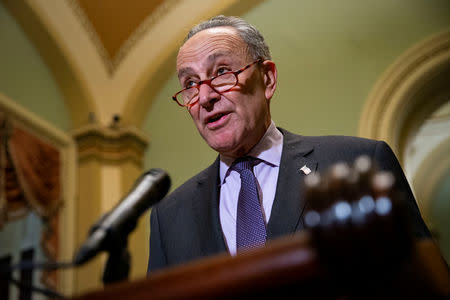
191, 157, 228, 256
267, 129, 317, 240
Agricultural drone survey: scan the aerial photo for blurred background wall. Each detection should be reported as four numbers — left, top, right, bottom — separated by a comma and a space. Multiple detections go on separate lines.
0, 0, 449, 298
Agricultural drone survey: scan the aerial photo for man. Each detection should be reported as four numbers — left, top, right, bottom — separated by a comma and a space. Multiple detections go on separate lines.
147, 15, 431, 272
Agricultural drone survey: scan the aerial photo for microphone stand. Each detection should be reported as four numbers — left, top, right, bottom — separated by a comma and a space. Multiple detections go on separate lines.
102, 243, 131, 285
96, 214, 135, 285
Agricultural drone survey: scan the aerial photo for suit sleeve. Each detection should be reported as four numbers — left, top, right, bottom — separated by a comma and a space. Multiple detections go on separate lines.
373, 140, 431, 239
147, 206, 168, 274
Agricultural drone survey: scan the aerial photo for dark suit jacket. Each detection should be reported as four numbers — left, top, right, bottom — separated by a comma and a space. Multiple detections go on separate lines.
147, 129, 430, 272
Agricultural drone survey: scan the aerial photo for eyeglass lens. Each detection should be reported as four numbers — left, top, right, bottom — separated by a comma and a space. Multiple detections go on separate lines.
179, 73, 237, 105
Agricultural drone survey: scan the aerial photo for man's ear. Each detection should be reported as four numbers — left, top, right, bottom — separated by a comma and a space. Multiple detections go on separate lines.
262, 60, 277, 100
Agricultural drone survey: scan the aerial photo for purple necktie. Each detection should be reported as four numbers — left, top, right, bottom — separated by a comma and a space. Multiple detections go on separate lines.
233, 157, 267, 252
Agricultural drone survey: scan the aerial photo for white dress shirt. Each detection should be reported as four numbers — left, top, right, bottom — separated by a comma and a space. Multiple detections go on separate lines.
219, 121, 283, 255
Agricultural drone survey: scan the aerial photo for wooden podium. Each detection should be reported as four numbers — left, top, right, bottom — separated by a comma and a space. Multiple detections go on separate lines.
71, 231, 449, 300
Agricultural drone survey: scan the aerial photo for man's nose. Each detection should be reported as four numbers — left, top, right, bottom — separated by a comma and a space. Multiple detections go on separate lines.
198, 83, 220, 108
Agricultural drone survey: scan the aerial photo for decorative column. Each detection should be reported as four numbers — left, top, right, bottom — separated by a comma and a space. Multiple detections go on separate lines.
72, 122, 149, 294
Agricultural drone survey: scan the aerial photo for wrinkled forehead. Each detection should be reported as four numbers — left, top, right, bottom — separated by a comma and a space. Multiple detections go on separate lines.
176, 27, 250, 73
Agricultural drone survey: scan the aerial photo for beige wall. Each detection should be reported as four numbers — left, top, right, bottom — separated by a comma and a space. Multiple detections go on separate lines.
0, 1, 70, 130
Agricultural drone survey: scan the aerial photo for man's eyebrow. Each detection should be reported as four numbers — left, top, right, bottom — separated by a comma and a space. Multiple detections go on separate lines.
178, 67, 194, 79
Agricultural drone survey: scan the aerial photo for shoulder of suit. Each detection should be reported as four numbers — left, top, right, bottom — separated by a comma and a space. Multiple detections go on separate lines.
304, 135, 380, 146
278, 127, 381, 147
278, 128, 390, 158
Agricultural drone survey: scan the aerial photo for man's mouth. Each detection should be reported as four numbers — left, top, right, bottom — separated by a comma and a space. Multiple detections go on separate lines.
205, 112, 230, 128
208, 113, 225, 123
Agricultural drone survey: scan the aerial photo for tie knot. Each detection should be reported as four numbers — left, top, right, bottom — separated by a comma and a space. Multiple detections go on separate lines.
232, 156, 258, 174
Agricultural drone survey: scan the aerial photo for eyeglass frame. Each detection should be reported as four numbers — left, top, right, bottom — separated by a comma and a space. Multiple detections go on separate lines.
172, 58, 264, 108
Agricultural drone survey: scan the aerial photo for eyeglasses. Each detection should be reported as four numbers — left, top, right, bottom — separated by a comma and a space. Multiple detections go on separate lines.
172, 58, 263, 108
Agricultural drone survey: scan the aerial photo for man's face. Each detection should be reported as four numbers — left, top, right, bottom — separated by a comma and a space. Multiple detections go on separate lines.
176, 27, 277, 158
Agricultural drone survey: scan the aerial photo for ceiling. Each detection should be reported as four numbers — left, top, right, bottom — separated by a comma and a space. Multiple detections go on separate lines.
76, 0, 166, 59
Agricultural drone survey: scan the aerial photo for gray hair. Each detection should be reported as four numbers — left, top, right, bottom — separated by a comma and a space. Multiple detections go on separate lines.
184, 15, 271, 60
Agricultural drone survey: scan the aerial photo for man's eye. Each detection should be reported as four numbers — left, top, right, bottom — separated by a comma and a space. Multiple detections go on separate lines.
217, 67, 229, 75
185, 80, 197, 88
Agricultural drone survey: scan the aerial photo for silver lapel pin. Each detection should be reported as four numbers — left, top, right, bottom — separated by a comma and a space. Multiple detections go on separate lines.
300, 165, 311, 175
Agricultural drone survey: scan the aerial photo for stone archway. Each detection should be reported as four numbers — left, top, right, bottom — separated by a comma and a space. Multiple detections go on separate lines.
358, 29, 450, 162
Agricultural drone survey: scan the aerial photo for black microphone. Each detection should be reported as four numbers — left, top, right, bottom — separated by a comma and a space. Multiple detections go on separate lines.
73, 168, 171, 266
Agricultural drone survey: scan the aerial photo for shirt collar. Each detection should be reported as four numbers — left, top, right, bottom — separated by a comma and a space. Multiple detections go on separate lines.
219, 121, 283, 184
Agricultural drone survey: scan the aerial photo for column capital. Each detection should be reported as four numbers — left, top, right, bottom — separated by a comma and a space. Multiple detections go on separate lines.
72, 124, 149, 166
